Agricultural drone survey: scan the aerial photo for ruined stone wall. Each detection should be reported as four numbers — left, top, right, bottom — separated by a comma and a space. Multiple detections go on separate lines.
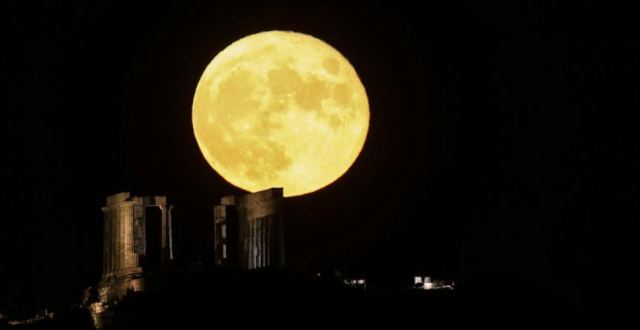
215, 188, 285, 270
102, 195, 141, 280
214, 204, 237, 266
98, 192, 172, 303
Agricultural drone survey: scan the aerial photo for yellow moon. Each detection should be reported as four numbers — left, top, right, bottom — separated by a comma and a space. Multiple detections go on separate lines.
192, 31, 369, 197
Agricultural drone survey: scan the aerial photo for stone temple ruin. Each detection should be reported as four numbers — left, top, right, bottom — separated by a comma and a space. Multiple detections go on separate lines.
97, 193, 173, 302
214, 188, 285, 269
86, 188, 285, 327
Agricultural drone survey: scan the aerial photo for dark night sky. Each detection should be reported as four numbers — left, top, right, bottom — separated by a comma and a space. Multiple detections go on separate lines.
2, 0, 639, 323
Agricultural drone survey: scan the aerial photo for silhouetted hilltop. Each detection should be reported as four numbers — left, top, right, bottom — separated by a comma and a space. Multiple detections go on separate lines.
7, 268, 587, 330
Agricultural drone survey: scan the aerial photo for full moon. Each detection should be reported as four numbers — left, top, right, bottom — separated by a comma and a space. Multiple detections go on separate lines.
193, 31, 369, 197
